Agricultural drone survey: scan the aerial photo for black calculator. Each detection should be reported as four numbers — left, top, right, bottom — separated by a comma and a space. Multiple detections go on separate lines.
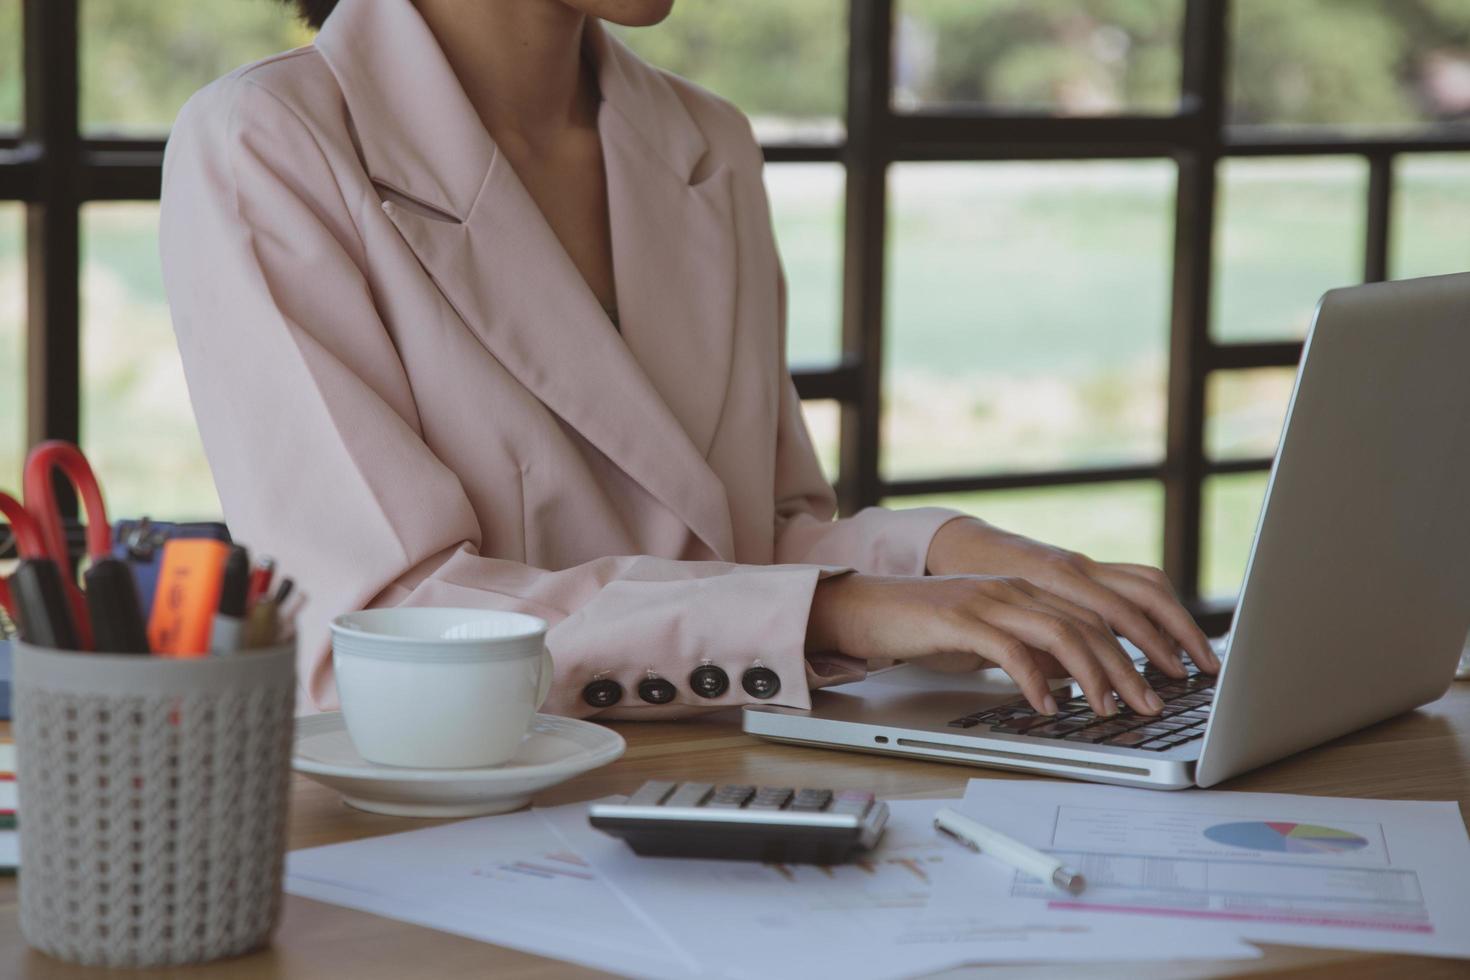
587, 781, 890, 865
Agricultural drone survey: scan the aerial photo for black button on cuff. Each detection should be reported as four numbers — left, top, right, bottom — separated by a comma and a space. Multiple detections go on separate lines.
689, 664, 730, 699
741, 666, 781, 699
582, 679, 623, 708
638, 677, 678, 704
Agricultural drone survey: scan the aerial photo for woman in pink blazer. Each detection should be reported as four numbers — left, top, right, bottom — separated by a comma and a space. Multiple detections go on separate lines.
160, 0, 1216, 719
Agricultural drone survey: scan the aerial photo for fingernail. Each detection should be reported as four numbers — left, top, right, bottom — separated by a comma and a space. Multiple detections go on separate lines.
1145, 691, 1165, 714
1042, 694, 1059, 716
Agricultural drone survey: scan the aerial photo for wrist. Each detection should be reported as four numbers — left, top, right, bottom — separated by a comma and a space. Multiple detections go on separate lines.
806, 572, 863, 653
925, 516, 986, 576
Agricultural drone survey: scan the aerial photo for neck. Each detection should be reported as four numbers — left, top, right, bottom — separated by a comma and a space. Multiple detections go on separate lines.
412, 0, 596, 144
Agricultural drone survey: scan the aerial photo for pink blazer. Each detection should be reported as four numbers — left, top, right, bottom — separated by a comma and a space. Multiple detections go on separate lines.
159, 0, 962, 717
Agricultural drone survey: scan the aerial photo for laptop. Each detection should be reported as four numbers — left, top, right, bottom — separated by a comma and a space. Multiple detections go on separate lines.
745, 272, 1470, 790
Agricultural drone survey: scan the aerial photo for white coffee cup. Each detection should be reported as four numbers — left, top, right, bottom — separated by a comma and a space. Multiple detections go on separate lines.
330, 607, 554, 769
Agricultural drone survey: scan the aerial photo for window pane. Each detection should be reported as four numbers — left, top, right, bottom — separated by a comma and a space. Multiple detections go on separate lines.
1392, 154, 1470, 280
614, 1, 845, 142
1229, 0, 1470, 130
884, 161, 1174, 479
885, 481, 1164, 566
1202, 472, 1268, 600
0, 203, 21, 493
1205, 368, 1294, 461
1212, 158, 1366, 343
81, 203, 220, 519
80, 0, 311, 135
0, 0, 19, 131
801, 400, 840, 486
768, 164, 844, 367
893, 0, 1184, 115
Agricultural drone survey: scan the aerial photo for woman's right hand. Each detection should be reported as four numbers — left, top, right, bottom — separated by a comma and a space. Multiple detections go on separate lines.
806, 573, 1168, 718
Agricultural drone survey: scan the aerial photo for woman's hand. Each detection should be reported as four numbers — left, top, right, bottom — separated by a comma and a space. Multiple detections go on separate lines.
806, 573, 1170, 717
925, 516, 1219, 680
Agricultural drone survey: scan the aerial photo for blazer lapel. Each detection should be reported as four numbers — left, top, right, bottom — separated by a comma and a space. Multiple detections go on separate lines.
592, 26, 738, 459
316, 2, 737, 558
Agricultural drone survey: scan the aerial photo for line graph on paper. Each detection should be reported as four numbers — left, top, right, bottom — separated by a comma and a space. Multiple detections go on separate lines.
473, 850, 598, 883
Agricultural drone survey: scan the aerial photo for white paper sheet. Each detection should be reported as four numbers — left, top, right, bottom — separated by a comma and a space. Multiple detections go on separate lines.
542, 799, 1258, 980
947, 779, 1470, 960
285, 805, 699, 979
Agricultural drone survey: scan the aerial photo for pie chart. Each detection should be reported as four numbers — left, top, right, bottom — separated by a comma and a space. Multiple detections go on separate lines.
1204, 821, 1370, 854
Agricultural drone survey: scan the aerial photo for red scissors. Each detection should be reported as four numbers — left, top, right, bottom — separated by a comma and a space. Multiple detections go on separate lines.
0, 441, 112, 650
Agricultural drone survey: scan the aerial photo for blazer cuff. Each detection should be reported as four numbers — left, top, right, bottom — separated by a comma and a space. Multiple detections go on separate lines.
881, 505, 971, 576
557, 563, 850, 719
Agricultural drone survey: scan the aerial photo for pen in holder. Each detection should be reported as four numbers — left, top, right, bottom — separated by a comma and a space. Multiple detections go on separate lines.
12, 641, 296, 967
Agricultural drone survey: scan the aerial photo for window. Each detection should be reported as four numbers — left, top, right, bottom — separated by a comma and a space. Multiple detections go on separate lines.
0, 204, 21, 490
1392, 154, 1470, 280
766, 163, 846, 367
11, 1, 1470, 633
81, 202, 220, 518
0, 0, 18, 131
884, 160, 1174, 478
1212, 158, 1367, 342
888, 481, 1163, 566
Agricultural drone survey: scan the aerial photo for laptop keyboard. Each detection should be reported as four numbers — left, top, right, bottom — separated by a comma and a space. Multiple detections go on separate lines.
947, 662, 1216, 752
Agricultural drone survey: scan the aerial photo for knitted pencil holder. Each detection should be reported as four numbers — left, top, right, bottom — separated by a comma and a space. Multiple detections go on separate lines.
11, 642, 296, 968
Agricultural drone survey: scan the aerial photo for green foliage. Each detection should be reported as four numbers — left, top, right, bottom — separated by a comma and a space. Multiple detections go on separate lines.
79, 0, 311, 132
0, 1, 17, 126
897, 0, 1182, 113
613, 0, 847, 120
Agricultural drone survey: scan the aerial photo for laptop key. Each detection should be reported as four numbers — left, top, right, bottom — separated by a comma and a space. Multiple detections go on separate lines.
1063, 729, 1113, 744
992, 715, 1054, 734
948, 717, 982, 728
1105, 731, 1152, 747
1028, 720, 1089, 738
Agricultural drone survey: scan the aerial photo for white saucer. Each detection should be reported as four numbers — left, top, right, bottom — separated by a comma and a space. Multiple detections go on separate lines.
292, 712, 625, 818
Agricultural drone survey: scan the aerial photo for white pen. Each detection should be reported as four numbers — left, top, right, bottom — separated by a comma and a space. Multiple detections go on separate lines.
934, 806, 1086, 896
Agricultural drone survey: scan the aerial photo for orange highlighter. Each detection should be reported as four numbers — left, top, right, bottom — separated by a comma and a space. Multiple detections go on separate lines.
147, 539, 232, 657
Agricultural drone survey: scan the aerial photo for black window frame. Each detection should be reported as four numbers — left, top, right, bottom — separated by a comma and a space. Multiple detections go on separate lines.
7, 0, 1470, 634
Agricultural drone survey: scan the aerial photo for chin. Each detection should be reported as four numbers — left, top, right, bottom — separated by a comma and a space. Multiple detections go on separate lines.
569, 0, 676, 28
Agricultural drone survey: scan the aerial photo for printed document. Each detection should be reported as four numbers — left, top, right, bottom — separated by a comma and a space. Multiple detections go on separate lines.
542, 799, 1257, 979
943, 779, 1470, 959
288, 798, 1255, 979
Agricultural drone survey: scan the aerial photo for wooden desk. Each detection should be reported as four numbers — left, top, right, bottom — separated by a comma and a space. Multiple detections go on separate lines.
4, 683, 1469, 979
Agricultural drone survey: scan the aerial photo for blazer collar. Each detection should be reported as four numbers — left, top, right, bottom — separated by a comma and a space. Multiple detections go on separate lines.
315, 0, 738, 558
315, 0, 710, 219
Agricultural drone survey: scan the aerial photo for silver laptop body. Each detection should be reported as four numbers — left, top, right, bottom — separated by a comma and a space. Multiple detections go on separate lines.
745, 272, 1470, 790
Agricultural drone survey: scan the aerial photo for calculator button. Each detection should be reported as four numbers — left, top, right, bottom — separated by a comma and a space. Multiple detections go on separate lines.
749, 788, 794, 810
831, 791, 874, 816
788, 789, 833, 812
689, 664, 730, 699
707, 785, 756, 808
665, 783, 714, 808
581, 679, 623, 708
638, 677, 677, 704
626, 781, 677, 806
741, 666, 781, 699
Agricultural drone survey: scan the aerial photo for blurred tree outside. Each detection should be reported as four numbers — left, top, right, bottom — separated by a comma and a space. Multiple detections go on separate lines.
80, 0, 311, 133
0, 1, 17, 128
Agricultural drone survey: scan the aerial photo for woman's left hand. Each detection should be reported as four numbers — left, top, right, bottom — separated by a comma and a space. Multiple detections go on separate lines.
926, 516, 1220, 679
